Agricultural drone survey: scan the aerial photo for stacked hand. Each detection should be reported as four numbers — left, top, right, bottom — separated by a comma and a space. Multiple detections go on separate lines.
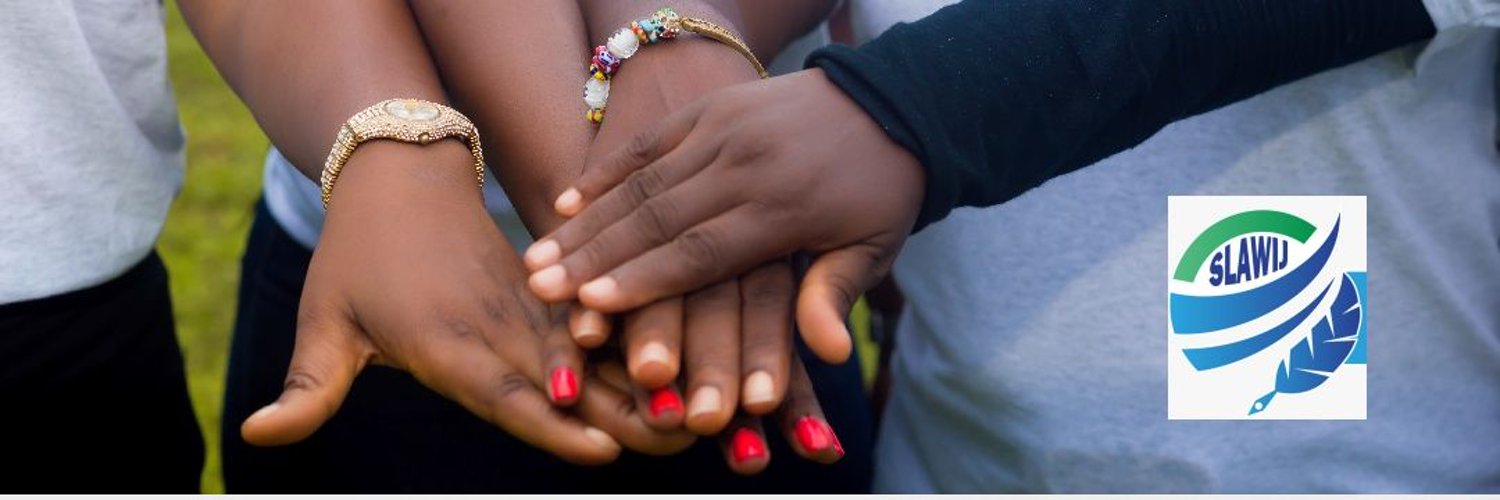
240, 49, 862, 475
526, 68, 925, 366
550, 37, 848, 474
238, 140, 695, 464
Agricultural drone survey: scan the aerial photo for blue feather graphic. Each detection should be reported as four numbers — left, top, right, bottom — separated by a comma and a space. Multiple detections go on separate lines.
1248, 272, 1363, 415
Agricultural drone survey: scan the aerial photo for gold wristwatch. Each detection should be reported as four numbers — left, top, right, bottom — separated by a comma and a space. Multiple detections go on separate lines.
319, 98, 486, 210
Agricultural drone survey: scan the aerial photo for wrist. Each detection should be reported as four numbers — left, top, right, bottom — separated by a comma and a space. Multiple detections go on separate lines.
605, 38, 761, 119
330, 139, 485, 212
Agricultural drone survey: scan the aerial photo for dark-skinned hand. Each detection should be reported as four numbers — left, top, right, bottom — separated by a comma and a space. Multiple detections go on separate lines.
239, 141, 693, 464
525, 68, 924, 363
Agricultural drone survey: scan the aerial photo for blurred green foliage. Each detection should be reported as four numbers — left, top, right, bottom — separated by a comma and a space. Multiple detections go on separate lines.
159, 1, 266, 493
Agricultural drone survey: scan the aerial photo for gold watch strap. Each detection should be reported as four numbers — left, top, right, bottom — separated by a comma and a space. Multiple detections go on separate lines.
319, 98, 486, 210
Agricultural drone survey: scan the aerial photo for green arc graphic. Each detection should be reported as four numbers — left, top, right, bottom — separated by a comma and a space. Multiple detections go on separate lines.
1172, 210, 1316, 282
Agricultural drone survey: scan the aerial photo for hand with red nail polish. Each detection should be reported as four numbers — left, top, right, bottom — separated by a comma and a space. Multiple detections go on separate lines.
523, 70, 922, 366
714, 352, 848, 475
237, 142, 691, 465
541, 33, 802, 432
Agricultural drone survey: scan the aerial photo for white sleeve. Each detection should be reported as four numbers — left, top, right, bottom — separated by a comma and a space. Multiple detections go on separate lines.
1415, 0, 1500, 74
1422, 0, 1500, 30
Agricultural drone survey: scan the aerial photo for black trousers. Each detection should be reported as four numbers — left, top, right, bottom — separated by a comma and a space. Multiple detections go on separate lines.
222, 200, 874, 493
0, 253, 205, 493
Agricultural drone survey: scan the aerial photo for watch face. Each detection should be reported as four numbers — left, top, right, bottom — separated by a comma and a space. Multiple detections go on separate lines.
385, 99, 441, 121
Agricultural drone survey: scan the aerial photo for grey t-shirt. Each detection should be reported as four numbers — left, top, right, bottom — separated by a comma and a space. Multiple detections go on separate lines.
870, 0, 1500, 492
0, 0, 184, 303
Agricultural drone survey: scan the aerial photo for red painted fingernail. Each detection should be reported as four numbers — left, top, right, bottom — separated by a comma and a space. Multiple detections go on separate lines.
550, 367, 578, 402
795, 416, 833, 452
731, 428, 767, 464
649, 387, 682, 418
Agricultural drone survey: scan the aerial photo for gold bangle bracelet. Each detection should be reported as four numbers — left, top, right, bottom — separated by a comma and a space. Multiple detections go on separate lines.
677, 17, 769, 79
583, 7, 767, 124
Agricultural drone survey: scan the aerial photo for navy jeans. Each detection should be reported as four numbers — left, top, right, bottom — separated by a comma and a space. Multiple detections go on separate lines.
222, 200, 873, 493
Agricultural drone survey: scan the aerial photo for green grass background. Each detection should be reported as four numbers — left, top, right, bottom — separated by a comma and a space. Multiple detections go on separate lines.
159, 1, 264, 492
157, 2, 876, 493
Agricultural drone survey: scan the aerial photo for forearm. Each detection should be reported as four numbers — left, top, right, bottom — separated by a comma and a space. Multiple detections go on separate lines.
574, 0, 762, 154
579, 0, 742, 48
577, 0, 833, 61
736, 0, 840, 59
808, 0, 1437, 230
179, 1, 452, 182
408, 1, 594, 233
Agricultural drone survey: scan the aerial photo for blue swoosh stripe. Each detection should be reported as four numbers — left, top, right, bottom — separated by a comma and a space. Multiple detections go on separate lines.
1170, 217, 1340, 334
1181, 280, 1331, 370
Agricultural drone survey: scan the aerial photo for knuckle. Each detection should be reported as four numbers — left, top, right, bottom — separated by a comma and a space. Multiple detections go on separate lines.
281, 369, 340, 416
634, 197, 679, 244
744, 280, 791, 309
510, 286, 555, 334
574, 242, 610, 276
674, 227, 727, 279
614, 393, 639, 420
491, 371, 536, 418
479, 295, 514, 328
484, 372, 538, 425
435, 310, 482, 343
282, 370, 321, 393
822, 271, 862, 311
623, 168, 667, 206
723, 132, 778, 167
685, 281, 738, 311
624, 127, 660, 164
741, 325, 787, 354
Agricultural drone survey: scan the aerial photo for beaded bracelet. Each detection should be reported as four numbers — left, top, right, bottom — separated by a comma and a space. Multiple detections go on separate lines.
583, 7, 769, 124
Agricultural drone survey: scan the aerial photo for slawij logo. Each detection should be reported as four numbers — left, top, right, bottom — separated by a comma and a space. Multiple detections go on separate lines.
1167, 197, 1367, 419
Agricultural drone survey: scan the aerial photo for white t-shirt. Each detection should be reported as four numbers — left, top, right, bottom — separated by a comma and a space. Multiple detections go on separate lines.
0, 0, 184, 304
868, 0, 1500, 492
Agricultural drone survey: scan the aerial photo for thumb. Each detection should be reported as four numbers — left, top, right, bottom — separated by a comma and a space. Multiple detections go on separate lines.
241, 310, 369, 446
796, 246, 889, 364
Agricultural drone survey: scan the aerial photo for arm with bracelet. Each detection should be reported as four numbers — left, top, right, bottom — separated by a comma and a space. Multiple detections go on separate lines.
379, 0, 845, 473
523, 0, 1438, 359
177, 0, 694, 463
525, 0, 847, 475
401, 0, 761, 459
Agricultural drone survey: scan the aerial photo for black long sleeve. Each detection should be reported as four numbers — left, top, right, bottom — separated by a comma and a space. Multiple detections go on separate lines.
807, 0, 1437, 230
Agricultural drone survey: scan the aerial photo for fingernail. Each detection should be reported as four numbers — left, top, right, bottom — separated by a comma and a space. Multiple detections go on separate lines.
573, 309, 608, 345
649, 387, 682, 418
525, 240, 561, 270
636, 341, 672, 374
555, 188, 582, 215
550, 366, 578, 402
530, 265, 568, 298
583, 426, 621, 452
687, 386, 722, 421
742, 370, 776, 407
794, 416, 833, 453
731, 427, 767, 464
579, 277, 619, 305
246, 402, 281, 424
